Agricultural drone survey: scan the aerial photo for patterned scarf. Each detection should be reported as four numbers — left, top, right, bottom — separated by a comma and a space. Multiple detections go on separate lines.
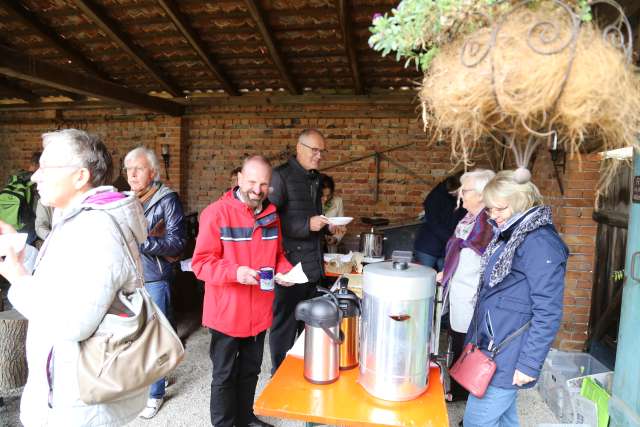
136, 181, 160, 206
480, 205, 553, 288
441, 210, 493, 289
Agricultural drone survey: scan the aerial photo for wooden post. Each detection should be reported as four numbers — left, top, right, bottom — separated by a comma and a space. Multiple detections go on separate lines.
0, 309, 28, 392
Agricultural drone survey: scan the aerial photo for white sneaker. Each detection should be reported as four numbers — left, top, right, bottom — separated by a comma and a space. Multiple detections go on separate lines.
139, 397, 164, 419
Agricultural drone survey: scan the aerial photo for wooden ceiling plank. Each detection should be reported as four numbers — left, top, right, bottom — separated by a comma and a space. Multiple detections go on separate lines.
71, 0, 182, 97
156, 0, 238, 95
242, 0, 299, 94
337, 0, 363, 94
0, 76, 39, 102
0, 0, 112, 81
0, 44, 184, 116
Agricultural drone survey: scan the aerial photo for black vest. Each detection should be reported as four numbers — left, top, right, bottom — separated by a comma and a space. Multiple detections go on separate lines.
270, 157, 324, 282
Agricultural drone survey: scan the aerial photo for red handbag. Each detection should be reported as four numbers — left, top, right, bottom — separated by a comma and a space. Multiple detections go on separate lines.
449, 343, 496, 398
449, 312, 531, 398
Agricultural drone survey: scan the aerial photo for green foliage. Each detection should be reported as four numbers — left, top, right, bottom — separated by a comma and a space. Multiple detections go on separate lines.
368, 0, 593, 72
611, 270, 624, 282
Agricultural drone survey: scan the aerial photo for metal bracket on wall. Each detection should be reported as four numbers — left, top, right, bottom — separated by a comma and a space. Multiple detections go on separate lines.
321, 142, 427, 202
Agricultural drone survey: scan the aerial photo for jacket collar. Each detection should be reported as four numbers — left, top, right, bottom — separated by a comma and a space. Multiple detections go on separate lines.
223, 189, 275, 221
289, 156, 319, 177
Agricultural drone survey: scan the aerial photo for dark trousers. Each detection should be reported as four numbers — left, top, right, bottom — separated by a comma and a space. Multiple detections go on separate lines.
209, 328, 266, 427
449, 328, 470, 401
269, 281, 318, 375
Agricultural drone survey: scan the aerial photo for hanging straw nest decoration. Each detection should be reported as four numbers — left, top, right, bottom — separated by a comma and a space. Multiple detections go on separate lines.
419, 2, 640, 194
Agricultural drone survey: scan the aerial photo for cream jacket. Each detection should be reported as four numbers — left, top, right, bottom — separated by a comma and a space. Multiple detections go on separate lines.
9, 186, 148, 427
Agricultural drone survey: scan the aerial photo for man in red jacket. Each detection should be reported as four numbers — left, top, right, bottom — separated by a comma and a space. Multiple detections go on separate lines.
192, 155, 293, 427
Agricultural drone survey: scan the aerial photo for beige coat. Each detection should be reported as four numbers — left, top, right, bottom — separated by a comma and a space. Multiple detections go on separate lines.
9, 186, 148, 427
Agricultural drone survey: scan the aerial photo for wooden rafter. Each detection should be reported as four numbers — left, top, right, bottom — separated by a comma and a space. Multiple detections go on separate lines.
71, 0, 182, 97
156, 0, 238, 96
242, 0, 300, 94
0, 0, 112, 82
337, 0, 363, 94
0, 44, 184, 116
0, 76, 39, 102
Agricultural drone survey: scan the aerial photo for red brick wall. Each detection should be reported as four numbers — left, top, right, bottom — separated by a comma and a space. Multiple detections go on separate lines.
531, 150, 600, 351
0, 97, 599, 350
0, 109, 183, 194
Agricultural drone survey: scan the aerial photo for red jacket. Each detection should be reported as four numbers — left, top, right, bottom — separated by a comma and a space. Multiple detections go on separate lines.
192, 190, 292, 337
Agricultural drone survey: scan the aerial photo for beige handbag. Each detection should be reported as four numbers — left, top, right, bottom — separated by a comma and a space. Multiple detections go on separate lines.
76, 211, 185, 404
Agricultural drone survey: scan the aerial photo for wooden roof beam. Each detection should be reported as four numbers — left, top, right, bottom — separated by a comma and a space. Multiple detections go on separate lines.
242, 0, 300, 95
0, 0, 112, 81
156, 0, 238, 96
0, 44, 184, 116
71, 0, 182, 97
337, 0, 363, 94
0, 76, 39, 102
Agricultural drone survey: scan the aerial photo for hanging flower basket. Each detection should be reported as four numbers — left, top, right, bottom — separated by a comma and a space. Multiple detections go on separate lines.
371, 0, 640, 193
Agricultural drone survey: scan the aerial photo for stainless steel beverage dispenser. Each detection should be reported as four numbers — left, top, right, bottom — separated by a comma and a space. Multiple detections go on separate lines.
358, 251, 436, 401
295, 293, 343, 384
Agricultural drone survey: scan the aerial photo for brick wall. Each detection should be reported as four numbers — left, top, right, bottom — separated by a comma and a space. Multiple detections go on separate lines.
531, 150, 600, 351
0, 96, 599, 350
0, 108, 183, 194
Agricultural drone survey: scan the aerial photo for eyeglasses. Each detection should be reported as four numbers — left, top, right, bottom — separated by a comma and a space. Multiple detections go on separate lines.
299, 141, 327, 155
485, 206, 510, 215
123, 166, 149, 174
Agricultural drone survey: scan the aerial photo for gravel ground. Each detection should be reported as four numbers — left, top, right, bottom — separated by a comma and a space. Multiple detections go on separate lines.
0, 311, 559, 427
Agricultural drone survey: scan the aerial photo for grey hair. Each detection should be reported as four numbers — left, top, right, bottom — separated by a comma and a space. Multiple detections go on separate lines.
124, 146, 161, 181
483, 170, 543, 214
460, 169, 496, 194
41, 129, 113, 187
297, 129, 325, 144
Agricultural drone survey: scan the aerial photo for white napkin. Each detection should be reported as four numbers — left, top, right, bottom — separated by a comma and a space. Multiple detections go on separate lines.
275, 262, 308, 284
0, 233, 27, 257
286, 330, 305, 359
180, 258, 193, 272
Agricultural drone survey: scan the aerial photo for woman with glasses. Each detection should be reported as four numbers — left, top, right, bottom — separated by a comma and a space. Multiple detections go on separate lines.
461, 170, 568, 427
0, 129, 147, 426
437, 169, 495, 403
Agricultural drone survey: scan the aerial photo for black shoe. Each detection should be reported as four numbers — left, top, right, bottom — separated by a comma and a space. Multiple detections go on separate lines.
245, 415, 273, 427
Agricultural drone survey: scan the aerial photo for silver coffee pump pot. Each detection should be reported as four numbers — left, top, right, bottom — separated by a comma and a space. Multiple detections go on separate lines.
294, 291, 343, 384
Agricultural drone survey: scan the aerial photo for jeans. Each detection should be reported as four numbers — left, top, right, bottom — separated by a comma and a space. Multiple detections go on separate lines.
145, 280, 173, 399
463, 385, 519, 427
209, 329, 266, 427
414, 250, 445, 271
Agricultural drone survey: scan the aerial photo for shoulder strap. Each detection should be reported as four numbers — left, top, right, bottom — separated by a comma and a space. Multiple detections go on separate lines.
491, 320, 532, 357
91, 209, 145, 288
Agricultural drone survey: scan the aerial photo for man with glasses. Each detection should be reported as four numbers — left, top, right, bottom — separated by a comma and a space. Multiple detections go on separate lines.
124, 147, 186, 419
268, 129, 332, 374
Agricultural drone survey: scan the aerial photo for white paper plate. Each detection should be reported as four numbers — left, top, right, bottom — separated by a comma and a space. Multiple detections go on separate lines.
0, 233, 28, 257
363, 256, 385, 264
323, 253, 340, 263
326, 216, 353, 226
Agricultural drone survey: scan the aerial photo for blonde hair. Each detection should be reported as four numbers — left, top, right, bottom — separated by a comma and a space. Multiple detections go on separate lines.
483, 170, 543, 214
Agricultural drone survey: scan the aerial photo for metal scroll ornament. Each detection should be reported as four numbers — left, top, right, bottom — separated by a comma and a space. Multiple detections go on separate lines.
458, 0, 633, 183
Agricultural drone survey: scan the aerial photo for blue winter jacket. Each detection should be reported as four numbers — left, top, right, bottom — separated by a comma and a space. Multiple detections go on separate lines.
139, 183, 186, 283
465, 212, 568, 389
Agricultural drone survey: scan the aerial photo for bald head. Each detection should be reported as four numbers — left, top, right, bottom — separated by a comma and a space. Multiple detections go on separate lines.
238, 155, 272, 208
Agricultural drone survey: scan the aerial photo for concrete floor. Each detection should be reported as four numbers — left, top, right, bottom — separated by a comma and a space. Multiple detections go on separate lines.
1, 311, 560, 427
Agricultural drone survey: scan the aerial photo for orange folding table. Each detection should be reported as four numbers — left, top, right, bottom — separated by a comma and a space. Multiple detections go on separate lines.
254, 355, 449, 427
